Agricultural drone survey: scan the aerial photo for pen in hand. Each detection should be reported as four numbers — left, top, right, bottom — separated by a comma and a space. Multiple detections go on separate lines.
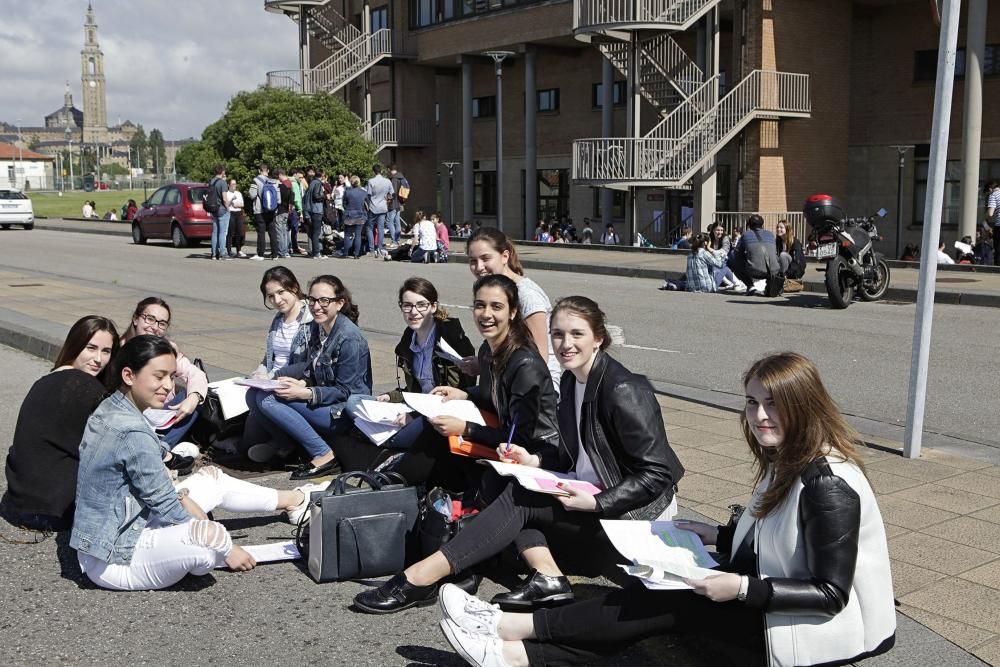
505, 416, 517, 459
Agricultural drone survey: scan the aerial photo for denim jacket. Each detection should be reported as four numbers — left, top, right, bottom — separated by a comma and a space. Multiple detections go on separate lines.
278, 315, 373, 419
71, 391, 190, 565
253, 302, 313, 378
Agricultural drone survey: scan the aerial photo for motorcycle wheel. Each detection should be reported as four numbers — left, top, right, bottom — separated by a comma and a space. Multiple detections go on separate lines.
859, 255, 891, 301
824, 256, 854, 309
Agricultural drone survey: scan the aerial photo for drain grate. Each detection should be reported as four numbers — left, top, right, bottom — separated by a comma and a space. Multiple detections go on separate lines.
9, 283, 44, 288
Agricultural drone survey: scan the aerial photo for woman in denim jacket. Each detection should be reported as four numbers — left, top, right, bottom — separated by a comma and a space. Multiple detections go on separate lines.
247, 275, 373, 480
71, 336, 321, 591
236, 266, 313, 461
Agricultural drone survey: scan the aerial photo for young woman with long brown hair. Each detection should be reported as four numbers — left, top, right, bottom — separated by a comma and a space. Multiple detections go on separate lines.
436, 352, 896, 667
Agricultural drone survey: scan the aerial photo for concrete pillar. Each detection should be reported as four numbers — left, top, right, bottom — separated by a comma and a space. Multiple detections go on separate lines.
524, 48, 538, 240
626, 34, 641, 244
959, 0, 987, 241
462, 60, 474, 223
693, 7, 720, 234
601, 55, 614, 230
298, 6, 310, 93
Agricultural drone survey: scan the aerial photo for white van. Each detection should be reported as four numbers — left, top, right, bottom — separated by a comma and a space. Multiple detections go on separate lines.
0, 189, 34, 230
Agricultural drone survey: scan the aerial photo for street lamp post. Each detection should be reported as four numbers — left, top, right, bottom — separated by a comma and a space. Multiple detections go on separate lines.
15, 118, 22, 189
485, 51, 513, 234
443, 161, 459, 227
67, 135, 75, 191
891, 145, 914, 260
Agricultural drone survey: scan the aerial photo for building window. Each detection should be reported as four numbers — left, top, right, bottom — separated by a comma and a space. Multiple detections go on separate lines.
592, 81, 627, 108
532, 169, 569, 222
912, 155, 1000, 225
914, 45, 1000, 82
410, 0, 551, 29
372, 110, 391, 124
473, 96, 496, 118
593, 188, 626, 218
537, 88, 559, 112
371, 6, 388, 31
474, 171, 497, 215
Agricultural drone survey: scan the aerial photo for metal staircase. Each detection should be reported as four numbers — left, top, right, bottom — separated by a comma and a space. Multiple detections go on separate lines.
599, 34, 704, 114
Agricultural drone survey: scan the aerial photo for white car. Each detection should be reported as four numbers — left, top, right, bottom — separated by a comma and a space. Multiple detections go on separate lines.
0, 189, 34, 230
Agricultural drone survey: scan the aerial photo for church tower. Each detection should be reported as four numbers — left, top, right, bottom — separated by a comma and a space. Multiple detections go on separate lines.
81, 2, 108, 143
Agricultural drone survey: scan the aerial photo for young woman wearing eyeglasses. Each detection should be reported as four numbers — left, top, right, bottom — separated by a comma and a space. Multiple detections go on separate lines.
246, 275, 373, 480
339, 277, 476, 466
122, 297, 208, 448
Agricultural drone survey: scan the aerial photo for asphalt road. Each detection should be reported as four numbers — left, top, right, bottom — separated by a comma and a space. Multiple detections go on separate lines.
2, 227, 998, 451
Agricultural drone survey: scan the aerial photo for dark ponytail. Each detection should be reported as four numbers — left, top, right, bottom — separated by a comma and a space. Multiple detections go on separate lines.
473, 274, 537, 374
309, 275, 360, 324
467, 227, 524, 276
552, 296, 612, 350
108, 335, 176, 390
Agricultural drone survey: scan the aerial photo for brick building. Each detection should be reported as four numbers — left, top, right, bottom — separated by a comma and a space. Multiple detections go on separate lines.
263, 0, 1000, 252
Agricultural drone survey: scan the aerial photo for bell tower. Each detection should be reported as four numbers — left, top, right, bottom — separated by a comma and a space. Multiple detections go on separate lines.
81, 2, 108, 143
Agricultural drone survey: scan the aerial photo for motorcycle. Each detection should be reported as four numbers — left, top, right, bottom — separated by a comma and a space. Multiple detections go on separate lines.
803, 194, 891, 309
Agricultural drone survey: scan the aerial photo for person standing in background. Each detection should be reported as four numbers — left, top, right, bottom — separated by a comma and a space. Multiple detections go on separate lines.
225, 179, 246, 259
365, 164, 394, 259
290, 168, 305, 255
386, 164, 406, 247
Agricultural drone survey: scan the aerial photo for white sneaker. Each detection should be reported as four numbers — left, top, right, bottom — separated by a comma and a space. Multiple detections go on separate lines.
237, 251, 248, 258
439, 584, 502, 636
439, 619, 510, 667
286, 482, 329, 525
249, 255, 265, 261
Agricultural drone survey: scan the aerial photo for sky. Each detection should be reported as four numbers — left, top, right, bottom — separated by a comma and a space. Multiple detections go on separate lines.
0, 0, 300, 139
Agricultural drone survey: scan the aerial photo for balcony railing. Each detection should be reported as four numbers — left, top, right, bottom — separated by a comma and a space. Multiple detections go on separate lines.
362, 119, 435, 152
714, 212, 808, 243
574, 0, 720, 34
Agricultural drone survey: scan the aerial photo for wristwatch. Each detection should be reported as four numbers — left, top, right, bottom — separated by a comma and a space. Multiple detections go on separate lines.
737, 575, 750, 602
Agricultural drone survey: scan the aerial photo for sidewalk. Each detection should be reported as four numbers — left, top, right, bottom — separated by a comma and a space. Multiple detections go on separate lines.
0, 262, 995, 664
36, 218, 1000, 308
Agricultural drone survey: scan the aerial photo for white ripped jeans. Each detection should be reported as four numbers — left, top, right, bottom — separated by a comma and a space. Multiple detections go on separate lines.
78, 467, 279, 591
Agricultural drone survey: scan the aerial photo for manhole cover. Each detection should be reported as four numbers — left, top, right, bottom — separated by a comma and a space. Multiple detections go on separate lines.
936, 277, 978, 284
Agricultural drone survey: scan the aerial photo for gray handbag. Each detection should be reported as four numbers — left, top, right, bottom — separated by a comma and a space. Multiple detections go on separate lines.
302, 471, 419, 583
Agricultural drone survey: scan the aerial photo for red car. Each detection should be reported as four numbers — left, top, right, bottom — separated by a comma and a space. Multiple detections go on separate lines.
131, 182, 212, 248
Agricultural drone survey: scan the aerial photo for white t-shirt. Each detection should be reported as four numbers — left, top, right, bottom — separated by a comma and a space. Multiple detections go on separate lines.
417, 219, 438, 251
936, 250, 955, 265
272, 319, 301, 370
516, 276, 562, 392
227, 191, 244, 212
573, 379, 600, 485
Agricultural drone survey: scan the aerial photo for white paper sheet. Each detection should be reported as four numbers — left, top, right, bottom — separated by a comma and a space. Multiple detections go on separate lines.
355, 400, 413, 423
435, 338, 466, 364
402, 392, 486, 426
234, 378, 284, 391
207, 377, 251, 420
143, 408, 178, 430
215, 540, 300, 568
482, 460, 604, 497
601, 520, 720, 589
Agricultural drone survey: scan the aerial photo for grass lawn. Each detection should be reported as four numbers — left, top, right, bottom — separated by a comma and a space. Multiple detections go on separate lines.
29, 190, 150, 219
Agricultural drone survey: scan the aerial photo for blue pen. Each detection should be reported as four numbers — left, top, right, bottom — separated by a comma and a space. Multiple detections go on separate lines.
505, 417, 518, 458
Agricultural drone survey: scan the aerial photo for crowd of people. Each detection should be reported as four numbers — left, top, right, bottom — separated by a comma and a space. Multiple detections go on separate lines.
1, 225, 898, 666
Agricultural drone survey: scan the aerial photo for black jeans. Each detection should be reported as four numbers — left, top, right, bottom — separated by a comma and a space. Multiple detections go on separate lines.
225, 210, 245, 253
525, 584, 765, 666
439, 474, 605, 575
993, 226, 1000, 266
254, 211, 278, 258
309, 211, 324, 257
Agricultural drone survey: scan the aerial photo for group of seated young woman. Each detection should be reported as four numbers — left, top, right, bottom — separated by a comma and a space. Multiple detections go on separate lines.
0, 225, 896, 666
684, 220, 806, 294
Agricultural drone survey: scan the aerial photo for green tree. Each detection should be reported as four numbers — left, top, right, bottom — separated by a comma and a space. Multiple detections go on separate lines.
179, 87, 376, 185
148, 128, 166, 174
129, 125, 147, 169
28, 134, 41, 151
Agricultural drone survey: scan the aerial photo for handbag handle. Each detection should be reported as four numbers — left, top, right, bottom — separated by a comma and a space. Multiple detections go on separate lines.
331, 471, 389, 495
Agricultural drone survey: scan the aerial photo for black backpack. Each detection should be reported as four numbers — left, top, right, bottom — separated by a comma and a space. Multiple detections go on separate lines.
204, 177, 222, 214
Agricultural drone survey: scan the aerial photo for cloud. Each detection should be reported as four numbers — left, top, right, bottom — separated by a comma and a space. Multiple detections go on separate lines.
0, 0, 299, 138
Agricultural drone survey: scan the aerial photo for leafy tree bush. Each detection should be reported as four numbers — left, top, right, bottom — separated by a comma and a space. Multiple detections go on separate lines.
175, 88, 376, 185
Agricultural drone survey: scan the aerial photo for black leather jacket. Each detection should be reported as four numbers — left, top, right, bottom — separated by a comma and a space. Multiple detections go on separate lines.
466, 343, 561, 454
540, 352, 684, 520
718, 458, 861, 616
387, 318, 476, 402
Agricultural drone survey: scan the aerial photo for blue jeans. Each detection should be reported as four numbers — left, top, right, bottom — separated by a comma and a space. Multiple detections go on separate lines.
386, 209, 401, 243
249, 388, 348, 460
289, 210, 301, 251
160, 388, 198, 447
309, 210, 324, 257
366, 212, 386, 254
210, 209, 230, 258
275, 212, 290, 256
345, 223, 364, 258
345, 394, 427, 451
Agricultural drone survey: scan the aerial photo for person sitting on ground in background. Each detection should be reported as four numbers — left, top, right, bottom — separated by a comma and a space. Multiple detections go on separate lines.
686, 233, 727, 293
464, 228, 563, 392
673, 226, 693, 250
0, 316, 119, 532
730, 226, 743, 254
731, 215, 780, 295
707, 222, 742, 291
434, 213, 451, 262
936, 241, 955, 265
600, 224, 619, 245
412, 211, 440, 263
246, 275, 372, 481
532, 221, 546, 242
82, 201, 95, 218
551, 229, 566, 244
355, 295, 682, 615
121, 297, 207, 448
775, 219, 806, 280
71, 335, 323, 591
437, 352, 896, 667
103, 209, 117, 222
974, 228, 994, 265
900, 243, 919, 262
236, 266, 313, 462
341, 277, 476, 466
125, 199, 138, 222
581, 219, 594, 244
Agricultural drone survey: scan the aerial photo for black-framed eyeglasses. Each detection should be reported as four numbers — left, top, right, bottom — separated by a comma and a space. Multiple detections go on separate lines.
399, 301, 432, 313
138, 313, 170, 331
307, 296, 340, 308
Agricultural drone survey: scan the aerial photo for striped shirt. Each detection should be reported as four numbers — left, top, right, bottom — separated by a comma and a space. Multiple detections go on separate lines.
988, 189, 1000, 227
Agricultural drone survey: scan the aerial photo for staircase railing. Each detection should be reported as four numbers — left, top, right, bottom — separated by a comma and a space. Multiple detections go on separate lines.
266, 28, 392, 95
575, 0, 720, 33
362, 118, 396, 152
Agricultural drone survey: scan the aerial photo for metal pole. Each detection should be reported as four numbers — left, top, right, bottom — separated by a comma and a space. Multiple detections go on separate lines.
443, 161, 459, 228
462, 61, 474, 224
896, 149, 905, 260
68, 140, 74, 191
601, 56, 614, 231
904, 0, 963, 459
958, 0, 987, 241
486, 51, 513, 233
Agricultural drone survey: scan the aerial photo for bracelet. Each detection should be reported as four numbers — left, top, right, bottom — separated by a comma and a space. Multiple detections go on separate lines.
737, 575, 750, 602
177, 488, 190, 501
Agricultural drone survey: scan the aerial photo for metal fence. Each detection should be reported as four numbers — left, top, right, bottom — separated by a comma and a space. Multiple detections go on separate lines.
713, 211, 807, 241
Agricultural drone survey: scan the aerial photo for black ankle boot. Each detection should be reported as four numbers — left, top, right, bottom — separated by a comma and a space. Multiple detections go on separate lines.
353, 572, 438, 614
489, 570, 574, 610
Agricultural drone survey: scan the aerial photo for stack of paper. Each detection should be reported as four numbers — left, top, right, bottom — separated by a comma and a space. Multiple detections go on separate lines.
351, 400, 413, 446
483, 460, 604, 497
234, 378, 284, 391
402, 392, 486, 426
144, 408, 179, 430
207, 377, 251, 420
600, 520, 720, 590
215, 540, 300, 568
435, 339, 466, 364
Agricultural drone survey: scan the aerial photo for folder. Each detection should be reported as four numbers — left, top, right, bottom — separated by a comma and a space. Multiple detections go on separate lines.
448, 411, 502, 460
